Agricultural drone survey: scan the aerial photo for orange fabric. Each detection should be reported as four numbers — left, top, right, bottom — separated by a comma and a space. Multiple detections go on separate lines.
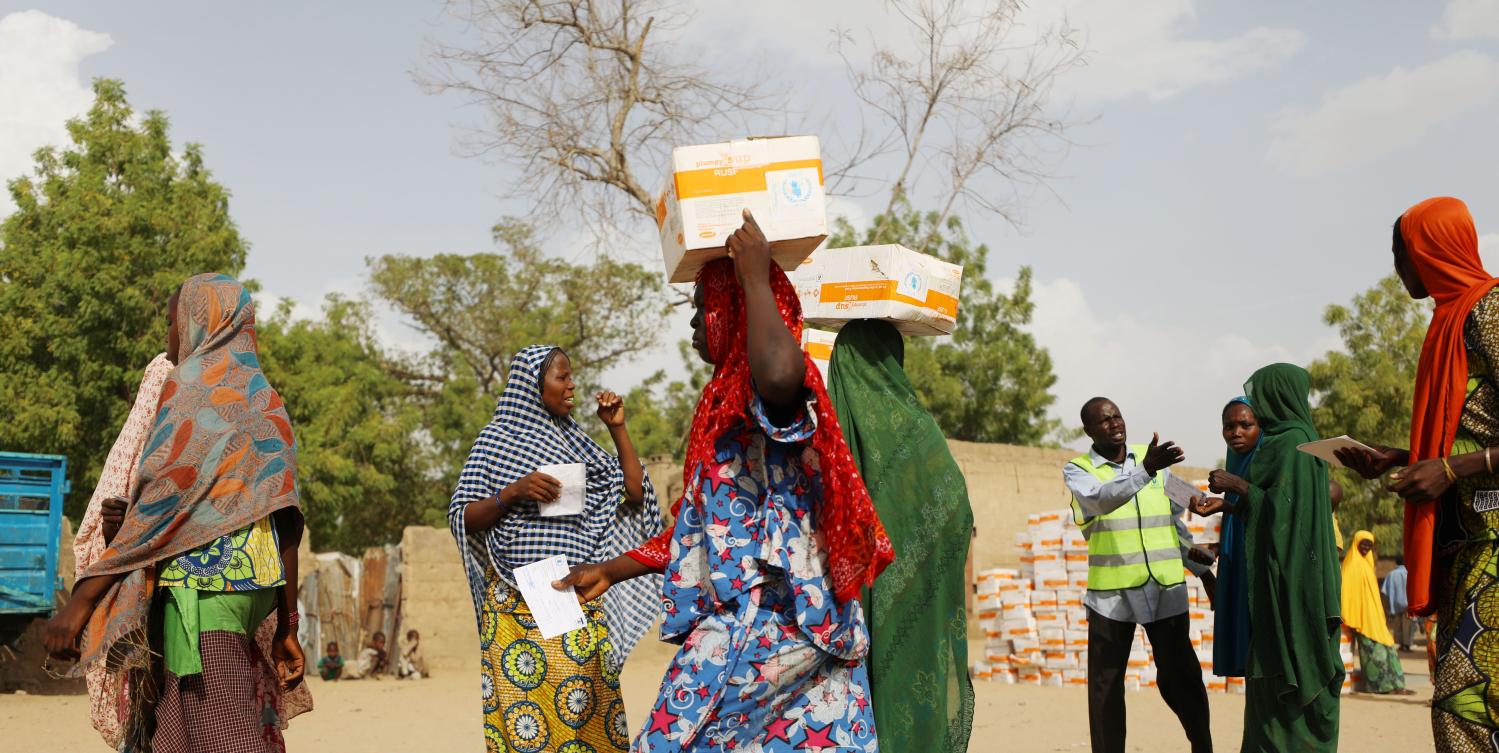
1403, 196, 1497, 615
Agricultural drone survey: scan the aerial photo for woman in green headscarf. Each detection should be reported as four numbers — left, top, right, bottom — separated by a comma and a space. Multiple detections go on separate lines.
1193, 363, 1343, 752
826, 319, 975, 753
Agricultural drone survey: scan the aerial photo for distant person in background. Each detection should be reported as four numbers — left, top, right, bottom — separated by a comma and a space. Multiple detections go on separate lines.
1381, 556, 1413, 651
397, 629, 427, 679
318, 642, 344, 681
1342, 531, 1411, 695
70, 349, 173, 749
1063, 397, 1214, 753
827, 318, 975, 753
1335, 197, 1499, 751
1194, 363, 1342, 752
1211, 397, 1259, 679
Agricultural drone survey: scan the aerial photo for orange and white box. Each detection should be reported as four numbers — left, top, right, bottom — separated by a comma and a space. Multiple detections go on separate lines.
656, 136, 827, 283
1068, 573, 1089, 590
793, 243, 962, 336
1032, 590, 1058, 610
1038, 572, 1071, 590
999, 587, 1029, 607
1064, 553, 1089, 572
799, 328, 837, 383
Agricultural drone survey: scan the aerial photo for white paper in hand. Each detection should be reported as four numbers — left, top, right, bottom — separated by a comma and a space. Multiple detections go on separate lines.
1164, 474, 1201, 509
536, 463, 586, 517
1296, 435, 1376, 468
513, 555, 587, 639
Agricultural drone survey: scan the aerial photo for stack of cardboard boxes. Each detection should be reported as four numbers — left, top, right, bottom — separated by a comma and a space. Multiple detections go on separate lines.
975, 491, 1269, 695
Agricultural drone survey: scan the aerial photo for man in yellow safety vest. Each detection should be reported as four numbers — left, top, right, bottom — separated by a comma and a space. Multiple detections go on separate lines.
1061, 397, 1215, 753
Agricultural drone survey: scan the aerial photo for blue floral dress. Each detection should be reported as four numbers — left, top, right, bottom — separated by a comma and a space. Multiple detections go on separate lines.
628, 396, 878, 752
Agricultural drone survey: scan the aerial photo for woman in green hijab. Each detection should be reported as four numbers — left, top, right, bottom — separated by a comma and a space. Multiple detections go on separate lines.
827, 319, 975, 753
1194, 363, 1343, 751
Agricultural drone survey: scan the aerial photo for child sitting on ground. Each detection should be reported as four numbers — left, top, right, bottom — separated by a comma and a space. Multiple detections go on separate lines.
397, 629, 428, 679
343, 632, 388, 680
317, 641, 344, 681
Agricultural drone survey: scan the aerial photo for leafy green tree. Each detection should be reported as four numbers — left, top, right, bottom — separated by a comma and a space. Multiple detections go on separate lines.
828, 198, 1062, 445
368, 219, 673, 492
0, 79, 247, 518
1308, 275, 1431, 547
256, 297, 437, 552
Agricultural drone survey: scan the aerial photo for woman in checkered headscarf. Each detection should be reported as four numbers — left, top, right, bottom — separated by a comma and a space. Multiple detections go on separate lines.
448, 345, 663, 753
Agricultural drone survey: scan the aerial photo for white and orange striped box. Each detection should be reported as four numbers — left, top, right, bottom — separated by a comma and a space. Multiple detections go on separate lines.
794, 243, 963, 336
656, 136, 827, 283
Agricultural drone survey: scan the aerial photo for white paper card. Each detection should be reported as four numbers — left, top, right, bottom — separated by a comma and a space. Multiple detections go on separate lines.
1164, 474, 1201, 509
1296, 435, 1375, 467
536, 463, 586, 517
513, 555, 587, 639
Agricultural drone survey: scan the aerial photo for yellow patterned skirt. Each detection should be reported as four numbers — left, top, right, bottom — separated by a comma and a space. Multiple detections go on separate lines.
478, 578, 631, 753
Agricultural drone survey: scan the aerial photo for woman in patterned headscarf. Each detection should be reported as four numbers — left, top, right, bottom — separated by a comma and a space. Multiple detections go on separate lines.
1338, 197, 1499, 751
448, 345, 663, 753
825, 318, 974, 753
558, 210, 893, 752
45, 273, 308, 752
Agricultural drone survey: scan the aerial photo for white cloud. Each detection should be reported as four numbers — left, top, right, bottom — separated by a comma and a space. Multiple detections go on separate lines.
1021, 275, 1307, 462
0, 11, 113, 215
1054, 0, 1306, 104
1433, 0, 1499, 40
1266, 50, 1499, 178
687, 0, 1302, 107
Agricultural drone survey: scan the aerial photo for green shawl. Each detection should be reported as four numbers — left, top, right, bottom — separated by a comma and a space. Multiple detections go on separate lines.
1240, 364, 1343, 747
827, 320, 975, 753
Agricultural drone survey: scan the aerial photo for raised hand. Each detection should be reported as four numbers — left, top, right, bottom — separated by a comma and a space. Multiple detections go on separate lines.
596, 391, 626, 429
1142, 432, 1185, 476
726, 209, 773, 288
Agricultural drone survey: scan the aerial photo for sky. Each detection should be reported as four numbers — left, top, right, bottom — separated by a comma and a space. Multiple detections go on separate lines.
4, 0, 1499, 463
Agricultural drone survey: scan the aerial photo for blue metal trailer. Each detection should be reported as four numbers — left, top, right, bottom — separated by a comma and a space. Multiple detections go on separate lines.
0, 452, 69, 645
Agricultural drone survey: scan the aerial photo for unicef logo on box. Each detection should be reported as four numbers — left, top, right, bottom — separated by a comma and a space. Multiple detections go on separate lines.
897, 270, 927, 300
779, 174, 812, 204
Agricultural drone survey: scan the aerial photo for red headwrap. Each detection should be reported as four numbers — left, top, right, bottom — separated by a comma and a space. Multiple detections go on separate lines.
683, 259, 893, 603
1403, 196, 1497, 615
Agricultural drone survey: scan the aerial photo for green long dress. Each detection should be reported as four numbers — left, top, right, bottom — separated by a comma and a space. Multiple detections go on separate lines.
1239, 364, 1344, 752
827, 320, 975, 753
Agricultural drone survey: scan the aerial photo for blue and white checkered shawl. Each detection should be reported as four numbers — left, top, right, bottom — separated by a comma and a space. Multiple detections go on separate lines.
448, 345, 664, 668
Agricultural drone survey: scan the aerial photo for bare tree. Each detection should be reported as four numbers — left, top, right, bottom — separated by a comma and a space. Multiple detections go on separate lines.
836, 0, 1085, 238
419, 0, 774, 246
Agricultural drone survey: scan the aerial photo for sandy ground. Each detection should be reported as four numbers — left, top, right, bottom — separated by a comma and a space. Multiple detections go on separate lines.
0, 642, 1438, 753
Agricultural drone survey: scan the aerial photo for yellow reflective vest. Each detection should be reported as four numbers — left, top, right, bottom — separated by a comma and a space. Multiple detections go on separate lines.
1068, 445, 1186, 590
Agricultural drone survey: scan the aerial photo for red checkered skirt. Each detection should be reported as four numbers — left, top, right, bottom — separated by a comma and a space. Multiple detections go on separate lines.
153, 631, 286, 753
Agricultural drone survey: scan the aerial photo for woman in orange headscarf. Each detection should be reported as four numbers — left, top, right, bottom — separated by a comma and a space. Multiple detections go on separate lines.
1338, 197, 1499, 750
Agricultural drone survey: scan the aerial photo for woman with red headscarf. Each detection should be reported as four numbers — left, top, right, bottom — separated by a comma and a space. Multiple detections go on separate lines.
557, 209, 893, 752
1337, 197, 1499, 750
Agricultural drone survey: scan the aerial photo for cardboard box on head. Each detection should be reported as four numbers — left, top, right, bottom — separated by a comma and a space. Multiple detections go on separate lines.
655, 136, 828, 283
800, 328, 837, 383
792, 243, 963, 336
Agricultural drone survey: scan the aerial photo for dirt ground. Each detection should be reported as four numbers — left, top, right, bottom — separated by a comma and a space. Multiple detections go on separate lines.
0, 641, 1438, 753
